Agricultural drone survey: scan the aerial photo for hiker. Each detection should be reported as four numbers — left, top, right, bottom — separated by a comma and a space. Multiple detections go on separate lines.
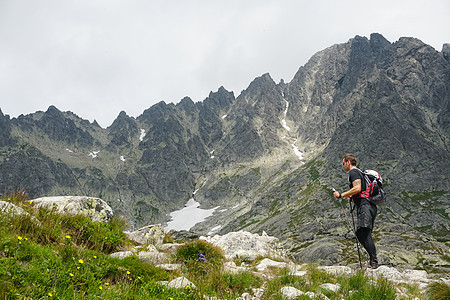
333, 153, 379, 269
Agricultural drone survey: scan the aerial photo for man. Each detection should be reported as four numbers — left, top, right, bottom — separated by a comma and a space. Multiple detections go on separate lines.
333, 153, 379, 269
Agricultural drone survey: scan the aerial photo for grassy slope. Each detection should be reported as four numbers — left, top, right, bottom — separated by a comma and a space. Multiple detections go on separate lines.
1, 192, 448, 299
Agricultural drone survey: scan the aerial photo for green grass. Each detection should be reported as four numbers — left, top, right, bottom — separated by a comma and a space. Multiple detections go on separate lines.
426, 281, 450, 300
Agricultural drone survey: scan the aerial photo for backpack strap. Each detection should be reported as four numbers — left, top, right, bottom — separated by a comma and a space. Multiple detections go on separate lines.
355, 168, 372, 199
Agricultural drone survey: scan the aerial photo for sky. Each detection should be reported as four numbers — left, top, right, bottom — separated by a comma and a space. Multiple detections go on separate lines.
1, 0, 449, 127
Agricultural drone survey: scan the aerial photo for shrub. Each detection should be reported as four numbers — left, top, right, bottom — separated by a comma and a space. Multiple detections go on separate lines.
175, 239, 224, 266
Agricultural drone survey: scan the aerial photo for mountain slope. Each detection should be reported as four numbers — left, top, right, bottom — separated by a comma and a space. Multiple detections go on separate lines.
0, 33, 448, 268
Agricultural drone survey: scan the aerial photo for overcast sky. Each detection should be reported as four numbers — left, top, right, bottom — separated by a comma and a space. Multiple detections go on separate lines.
1, 0, 449, 127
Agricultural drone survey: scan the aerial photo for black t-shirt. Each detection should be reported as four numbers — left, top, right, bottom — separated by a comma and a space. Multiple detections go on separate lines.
348, 168, 369, 206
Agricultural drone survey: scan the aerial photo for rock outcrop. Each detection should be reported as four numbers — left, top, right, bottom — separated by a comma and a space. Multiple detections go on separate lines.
126, 224, 165, 245
31, 196, 113, 222
200, 231, 286, 260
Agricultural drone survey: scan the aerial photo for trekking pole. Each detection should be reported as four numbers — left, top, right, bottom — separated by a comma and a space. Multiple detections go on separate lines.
333, 188, 363, 270
349, 201, 363, 270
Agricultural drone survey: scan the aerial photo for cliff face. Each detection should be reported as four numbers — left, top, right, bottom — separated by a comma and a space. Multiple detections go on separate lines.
0, 33, 448, 267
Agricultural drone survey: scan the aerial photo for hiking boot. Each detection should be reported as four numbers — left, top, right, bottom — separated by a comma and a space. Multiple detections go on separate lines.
368, 263, 379, 269
369, 258, 379, 269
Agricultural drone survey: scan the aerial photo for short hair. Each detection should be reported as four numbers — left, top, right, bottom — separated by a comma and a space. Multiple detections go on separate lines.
343, 153, 357, 166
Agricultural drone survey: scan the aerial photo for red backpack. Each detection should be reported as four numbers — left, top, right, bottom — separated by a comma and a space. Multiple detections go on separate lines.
357, 169, 386, 205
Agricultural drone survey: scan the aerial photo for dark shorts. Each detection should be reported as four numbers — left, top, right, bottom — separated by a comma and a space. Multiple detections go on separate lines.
356, 203, 377, 229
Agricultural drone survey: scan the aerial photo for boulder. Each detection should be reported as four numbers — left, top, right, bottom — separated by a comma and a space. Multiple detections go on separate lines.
320, 283, 341, 293
110, 251, 133, 259
167, 277, 196, 289
318, 266, 353, 276
292, 238, 342, 265
138, 251, 167, 264
126, 224, 165, 245
280, 286, 304, 299
0, 201, 41, 225
256, 258, 290, 271
201, 231, 285, 260
158, 243, 182, 252
31, 196, 113, 222
0, 200, 29, 217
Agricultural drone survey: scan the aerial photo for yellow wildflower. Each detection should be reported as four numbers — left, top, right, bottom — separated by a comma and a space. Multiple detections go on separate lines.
65, 235, 71, 239
17, 236, 22, 240
78, 259, 84, 264
77, 267, 80, 270
126, 271, 131, 275
93, 255, 97, 259
69, 273, 74, 277
99, 286, 103, 290
105, 282, 109, 286
48, 292, 53, 297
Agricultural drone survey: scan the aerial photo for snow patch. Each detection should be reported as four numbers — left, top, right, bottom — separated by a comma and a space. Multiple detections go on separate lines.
139, 129, 146, 142
291, 139, 304, 163
210, 150, 215, 159
221, 114, 227, 119
89, 151, 100, 158
165, 197, 219, 232
66, 148, 74, 153
281, 100, 291, 131
120, 156, 125, 162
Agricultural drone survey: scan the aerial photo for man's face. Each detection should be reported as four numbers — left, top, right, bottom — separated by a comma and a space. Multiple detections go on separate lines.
342, 160, 351, 172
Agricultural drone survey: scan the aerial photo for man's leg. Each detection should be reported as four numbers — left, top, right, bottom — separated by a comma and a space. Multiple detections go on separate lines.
356, 227, 378, 268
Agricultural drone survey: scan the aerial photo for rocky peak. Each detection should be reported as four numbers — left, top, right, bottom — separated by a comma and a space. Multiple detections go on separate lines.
369, 33, 393, 61
242, 73, 276, 97
0, 108, 14, 147
205, 86, 234, 110
107, 111, 138, 147
442, 43, 450, 61
176, 96, 197, 114
37, 106, 94, 147
138, 101, 173, 126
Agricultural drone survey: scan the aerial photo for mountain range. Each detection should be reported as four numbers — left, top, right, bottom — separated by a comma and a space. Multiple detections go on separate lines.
1, 33, 449, 268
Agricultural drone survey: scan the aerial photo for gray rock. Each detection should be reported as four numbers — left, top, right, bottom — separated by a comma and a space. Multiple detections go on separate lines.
280, 286, 304, 299
201, 231, 285, 260
293, 238, 342, 265
320, 283, 341, 293
158, 243, 182, 252
318, 266, 353, 276
138, 251, 167, 264
0, 200, 29, 217
31, 196, 113, 222
110, 251, 133, 259
126, 224, 165, 245
167, 276, 196, 289
256, 258, 290, 271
